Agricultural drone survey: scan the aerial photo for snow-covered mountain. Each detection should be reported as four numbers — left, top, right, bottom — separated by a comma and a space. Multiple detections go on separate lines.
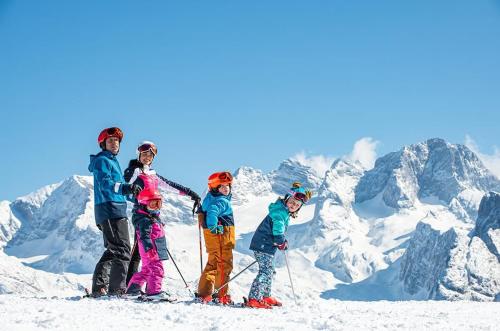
231, 166, 273, 206
355, 138, 500, 221
268, 158, 324, 196
0, 137, 499, 302
5, 176, 100, 273
0, 200, 20, 248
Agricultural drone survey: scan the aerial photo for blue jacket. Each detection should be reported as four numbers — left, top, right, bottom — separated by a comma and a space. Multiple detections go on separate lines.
249, 199, 290, 255
88, 151, 128, 225
200, 191, 234, 229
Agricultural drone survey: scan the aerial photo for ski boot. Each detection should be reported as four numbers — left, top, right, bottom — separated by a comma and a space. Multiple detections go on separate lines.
262, 296, 282, 307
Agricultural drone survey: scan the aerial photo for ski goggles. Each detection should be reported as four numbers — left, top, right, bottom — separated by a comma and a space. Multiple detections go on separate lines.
146, 199, 162, 211
106, 127, 122, 135
138, 143, 157, 156
289, 191, 307, 203
218, 172, 233, 182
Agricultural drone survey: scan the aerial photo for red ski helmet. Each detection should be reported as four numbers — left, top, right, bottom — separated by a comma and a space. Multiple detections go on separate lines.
138, 189, 163, 210
208, 171, 233, 189
98, 127, 124, 147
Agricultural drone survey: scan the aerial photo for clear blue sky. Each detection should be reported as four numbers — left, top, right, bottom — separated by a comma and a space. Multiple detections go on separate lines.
1, 0, 499, 201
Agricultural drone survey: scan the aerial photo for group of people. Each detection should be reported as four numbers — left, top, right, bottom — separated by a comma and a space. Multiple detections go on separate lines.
88, 127, 312, 309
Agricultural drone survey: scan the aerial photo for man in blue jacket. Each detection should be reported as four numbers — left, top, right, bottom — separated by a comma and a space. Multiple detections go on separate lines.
88, 127, 141, 297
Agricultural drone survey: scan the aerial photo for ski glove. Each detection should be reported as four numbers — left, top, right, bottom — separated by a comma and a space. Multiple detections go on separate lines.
209, 224, 224, 235
188, 191, 201, 202
122, 183, 142, 196
192, 198, 201, 215
276, 240, 288, 251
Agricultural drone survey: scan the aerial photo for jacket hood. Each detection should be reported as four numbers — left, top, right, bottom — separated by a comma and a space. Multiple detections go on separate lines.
88, 150, 114, 172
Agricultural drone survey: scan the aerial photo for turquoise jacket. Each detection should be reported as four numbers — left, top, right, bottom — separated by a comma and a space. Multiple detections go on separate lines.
249, 199, 290, 255
200, 191, 234, 229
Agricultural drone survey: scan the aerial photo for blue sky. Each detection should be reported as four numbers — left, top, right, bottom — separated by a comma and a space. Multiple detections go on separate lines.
1, 0, 499, 200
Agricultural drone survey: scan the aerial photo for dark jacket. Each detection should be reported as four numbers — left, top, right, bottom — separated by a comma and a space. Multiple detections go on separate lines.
249, 200, 290, 255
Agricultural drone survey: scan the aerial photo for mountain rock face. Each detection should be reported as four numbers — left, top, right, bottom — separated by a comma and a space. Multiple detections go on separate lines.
399, 192, 500, 301
269, 158, 324, 196
0, 201, 21, 248
6, 176, 101, 273
355, 138, 500, 221
473, 192, 500, 260
231, 166, 273, 205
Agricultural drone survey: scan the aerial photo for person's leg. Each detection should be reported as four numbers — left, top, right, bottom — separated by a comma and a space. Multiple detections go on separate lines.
197, 230, 220, 297
126, 232, 141, 286
146, 260, 164, 295
218, 247, 234, 298
261, 254, 275, 298
91, 223, 113, 294
106, 218, 131, 293
248, 251, 273, 300
216, 226, 235, 299
145, 223, 166, 295
126, 230, 148, 294
248, 251, 265, 301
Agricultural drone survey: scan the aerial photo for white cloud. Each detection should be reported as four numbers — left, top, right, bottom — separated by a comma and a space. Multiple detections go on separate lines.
465, 135, 500, 179
291, 152, 336, 178
347, 137, 379, 169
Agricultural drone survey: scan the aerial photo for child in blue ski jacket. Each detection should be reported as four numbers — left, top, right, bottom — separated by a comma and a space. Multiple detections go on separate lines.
246, 182, 312, 309
196, 172, 235, 305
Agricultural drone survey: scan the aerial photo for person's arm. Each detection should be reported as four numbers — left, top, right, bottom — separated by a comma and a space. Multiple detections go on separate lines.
205, 200, 224, 229
157, 174, 201, 201
271, 212, 288, 245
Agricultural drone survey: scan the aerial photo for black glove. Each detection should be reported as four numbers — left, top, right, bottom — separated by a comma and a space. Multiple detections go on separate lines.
122, 183, 142, 196
192, 197, 201, 215
188, 190, 201, 202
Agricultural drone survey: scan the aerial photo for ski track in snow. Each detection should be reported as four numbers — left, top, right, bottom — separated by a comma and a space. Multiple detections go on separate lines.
0, 295, 499, 331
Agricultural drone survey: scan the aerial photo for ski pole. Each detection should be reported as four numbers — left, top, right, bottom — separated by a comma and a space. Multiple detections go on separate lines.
197, 213, 203, 274
284, 251, 298, 305
213, 260, 257, 296
193, 200, 204, 275
166, 247, 193, 296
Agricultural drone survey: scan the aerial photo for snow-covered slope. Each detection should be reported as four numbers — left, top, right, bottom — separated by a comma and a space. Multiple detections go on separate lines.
2, 296, 500, 331
0, 251, 83, 296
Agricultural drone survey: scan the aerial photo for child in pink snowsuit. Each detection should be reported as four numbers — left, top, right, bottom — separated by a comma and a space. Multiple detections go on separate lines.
126, 174, 170, 300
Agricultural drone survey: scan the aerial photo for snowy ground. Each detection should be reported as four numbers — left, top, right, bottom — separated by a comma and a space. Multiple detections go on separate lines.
1, 295, 499, 331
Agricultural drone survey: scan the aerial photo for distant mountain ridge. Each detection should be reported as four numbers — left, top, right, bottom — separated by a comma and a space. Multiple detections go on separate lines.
0, 138, 498, 301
